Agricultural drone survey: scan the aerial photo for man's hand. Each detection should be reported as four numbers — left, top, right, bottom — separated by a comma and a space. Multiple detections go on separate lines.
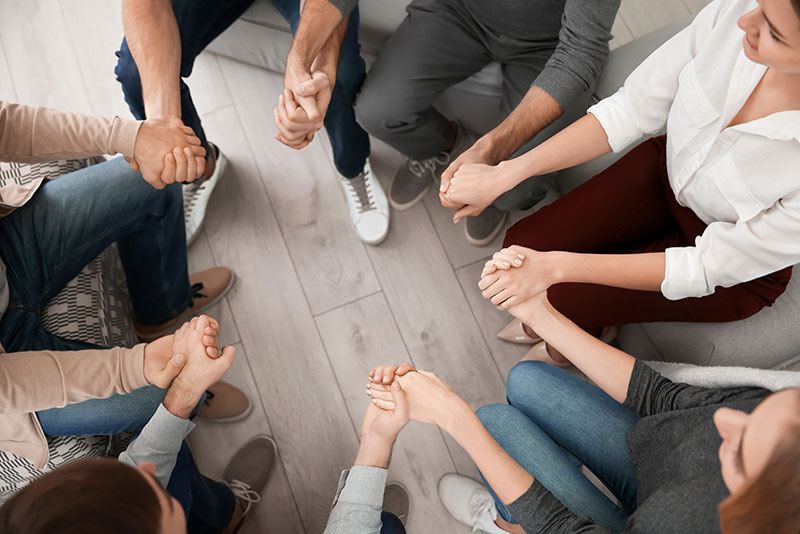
439, 139, 499, 210
274, 71, 332, 149
163, 316, 236, 418
354, 382, 410, 468
443, 160, 519, 222
133, 118, 206, 189
283, 59, 324, 124
143, 317, 221, 388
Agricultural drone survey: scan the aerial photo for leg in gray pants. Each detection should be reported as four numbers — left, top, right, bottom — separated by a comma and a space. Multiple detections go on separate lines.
355, 0, 594, 211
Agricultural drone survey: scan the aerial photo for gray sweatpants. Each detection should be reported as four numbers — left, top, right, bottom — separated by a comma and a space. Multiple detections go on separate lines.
354, 0, 594, 211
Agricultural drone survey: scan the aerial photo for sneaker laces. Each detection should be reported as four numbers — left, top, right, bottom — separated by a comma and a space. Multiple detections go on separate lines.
188, 282, 207, 308
227, 479, 261, 516
406, 152, 451, 183
467, 489, 499, 533
345, 170, 377, 214
183, 177, 208, 218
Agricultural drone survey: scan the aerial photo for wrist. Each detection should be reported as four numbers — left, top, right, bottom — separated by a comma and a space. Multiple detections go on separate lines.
354, 436, 394, 468
441, 399, 480, 442
163, 378, 203, 419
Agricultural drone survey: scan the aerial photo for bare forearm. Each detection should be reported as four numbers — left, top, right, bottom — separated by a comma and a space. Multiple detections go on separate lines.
122, 0, 181, 119
552, 251, 666, 292
443, 402, 534, 505
502, 113, 612, 189
310, 15, 349, 85
289, 0, 345, 74
524, 302, 634, 402
478, 86, 563, 164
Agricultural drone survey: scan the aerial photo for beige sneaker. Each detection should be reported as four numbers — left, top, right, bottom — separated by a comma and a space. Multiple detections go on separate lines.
135, 266, 235, 342
497, 318, 541, 345
197, 381, 253, 423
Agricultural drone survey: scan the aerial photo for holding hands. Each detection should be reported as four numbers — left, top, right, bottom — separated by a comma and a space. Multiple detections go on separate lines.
132, 118, 206, 189
439, 160, 518, 222
478, 245, 558, 310
274, 67, 332, 149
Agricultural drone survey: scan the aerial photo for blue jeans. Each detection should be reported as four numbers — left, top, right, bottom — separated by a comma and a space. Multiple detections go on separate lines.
0, 157, 192, 436
476, 362, 640, 533
114, 0, 370, 179
380, 511, 406, 534
169, 442, 237, 534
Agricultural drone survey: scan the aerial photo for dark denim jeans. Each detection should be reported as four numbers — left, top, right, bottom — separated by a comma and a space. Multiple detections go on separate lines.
114, 0, 370, 178
380, 511, 406, 534
477, 361, 640, 533
169, 442, 237, 534
0, 157, 192, 436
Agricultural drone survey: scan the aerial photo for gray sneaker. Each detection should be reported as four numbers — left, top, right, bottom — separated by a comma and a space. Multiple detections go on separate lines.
389, 122, 478, 211
383, 482, 410, 526
464, 205, 508, 247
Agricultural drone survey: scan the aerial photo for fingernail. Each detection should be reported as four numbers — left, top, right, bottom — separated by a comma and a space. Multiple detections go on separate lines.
392, 382, 400, 390
367, 390, 372, 396
517, 253, 526, 259
513, 259, 522, 266
366, 383, 372, 389
173, 355, 184, 365
503, 261, 510, 267
372, 399, 377, 404
383, 376, 390, 383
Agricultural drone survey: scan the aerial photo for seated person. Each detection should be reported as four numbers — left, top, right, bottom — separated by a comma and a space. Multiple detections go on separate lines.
0, 316, 277, 534
0, 101, 244, 468
116, 0, 390, 246
444, 0, 800, 363
351, 0, 619, 245
365, 291, 800, 532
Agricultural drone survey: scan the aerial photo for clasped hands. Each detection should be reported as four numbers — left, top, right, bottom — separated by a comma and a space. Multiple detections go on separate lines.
131, 118, 207, 190
142, 315, 236, 418
273, 60, 333, 150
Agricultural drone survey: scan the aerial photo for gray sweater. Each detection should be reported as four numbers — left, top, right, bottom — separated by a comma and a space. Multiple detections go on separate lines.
506, 361, 770, 533
328, 0, 619, 111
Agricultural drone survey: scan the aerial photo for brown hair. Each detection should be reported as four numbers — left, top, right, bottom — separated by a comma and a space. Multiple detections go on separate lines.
719, 423, 800, 534
0, 458, 162, 534
793, 0, 800, 18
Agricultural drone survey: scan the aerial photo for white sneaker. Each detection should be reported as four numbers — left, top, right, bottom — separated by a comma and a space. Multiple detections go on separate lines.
438, 474, 510, 534
339, 159, 390, 245
184, 142, 227, 247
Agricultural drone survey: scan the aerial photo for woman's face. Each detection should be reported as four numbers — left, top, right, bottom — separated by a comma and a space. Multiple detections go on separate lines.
714, 388, 800, 493
136, 463, 187, 534
738, 0, 800, 74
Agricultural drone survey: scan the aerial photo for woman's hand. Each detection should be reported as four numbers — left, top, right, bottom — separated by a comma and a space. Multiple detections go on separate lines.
368, 363, 417, 385
367, 369, 468, 430
479, 246, 559, 310
481, 246, 528, 277
443, 161, 518, 222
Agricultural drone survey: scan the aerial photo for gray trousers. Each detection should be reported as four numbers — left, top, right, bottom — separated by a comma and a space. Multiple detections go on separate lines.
354, 0, 594, 211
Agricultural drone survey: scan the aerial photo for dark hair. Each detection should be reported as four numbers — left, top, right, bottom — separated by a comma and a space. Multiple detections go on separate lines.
793, 0, 800, 18
0, 458, 162, 534
719, 421, 800, 534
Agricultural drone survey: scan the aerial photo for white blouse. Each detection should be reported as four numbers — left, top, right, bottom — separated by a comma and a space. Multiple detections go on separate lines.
588, 0, 800, 300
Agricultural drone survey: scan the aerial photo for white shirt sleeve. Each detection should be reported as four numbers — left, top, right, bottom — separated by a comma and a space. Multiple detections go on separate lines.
662, 193, 800, 300
587, 0, 726, 152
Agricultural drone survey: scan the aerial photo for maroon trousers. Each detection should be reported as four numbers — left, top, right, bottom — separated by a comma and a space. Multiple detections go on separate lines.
503, 136, 792, 330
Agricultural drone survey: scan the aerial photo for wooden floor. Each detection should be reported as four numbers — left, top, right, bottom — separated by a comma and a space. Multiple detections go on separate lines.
0, 1, 708, 532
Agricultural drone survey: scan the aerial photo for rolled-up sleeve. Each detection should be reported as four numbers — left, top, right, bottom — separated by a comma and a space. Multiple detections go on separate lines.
587, 0, 725, 153
662, 193, 800, 300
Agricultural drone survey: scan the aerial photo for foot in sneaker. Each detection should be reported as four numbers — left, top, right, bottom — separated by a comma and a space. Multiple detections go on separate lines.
383, 482, 410, 526
135, 266, 235, 342
197, 381, 253, 423
221, 435, 278, 533
340, 159, 390, 245
438, 474, 511, 534
184, 142, 227, 247
465, 205, 508, 247
389, 122, 479, 211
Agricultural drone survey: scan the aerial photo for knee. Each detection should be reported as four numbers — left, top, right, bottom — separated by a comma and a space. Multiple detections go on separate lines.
506, 360, 552, 406
114, 41, 141, 94
476, 404, 520, 438
354, 84, 391, 138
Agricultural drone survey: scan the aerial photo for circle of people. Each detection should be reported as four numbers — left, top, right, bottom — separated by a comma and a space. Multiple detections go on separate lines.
1, 0, 800, 533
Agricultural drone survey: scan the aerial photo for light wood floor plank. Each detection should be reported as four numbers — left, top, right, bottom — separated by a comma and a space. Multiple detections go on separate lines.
620, 0, 692, 39
0, 39, 17, 103
455, 261, 527, 382
0, 0, 91, 111
198, 104, 359, 533
315, 292, 473, 534
188, 342, 305, 534
217, 58, 382, 317
189, 53, 235, 117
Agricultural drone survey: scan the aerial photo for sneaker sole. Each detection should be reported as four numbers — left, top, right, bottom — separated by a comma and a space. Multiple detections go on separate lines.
186, 146, 228, 247
135, 271, 237, 342
464, 210, 508, 247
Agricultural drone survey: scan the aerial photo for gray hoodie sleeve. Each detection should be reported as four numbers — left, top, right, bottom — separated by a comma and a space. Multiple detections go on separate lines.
328, 0, 358, 17
532, 0, 620, 110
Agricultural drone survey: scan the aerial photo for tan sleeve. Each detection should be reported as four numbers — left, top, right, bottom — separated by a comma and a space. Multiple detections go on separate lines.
0, 101, 142, 162
0, 344, 150, 415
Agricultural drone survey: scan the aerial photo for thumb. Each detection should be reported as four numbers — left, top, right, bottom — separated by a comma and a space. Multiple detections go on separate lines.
453, 206, 473, 223
294, 75, 328, 97
390, 381, 410, 422
296, 94, 322, 123
219, 345, 237, 366
162, 353, 186, 383
440, 162, 456, 192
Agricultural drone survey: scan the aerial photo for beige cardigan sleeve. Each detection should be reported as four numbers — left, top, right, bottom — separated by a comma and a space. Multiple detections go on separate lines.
0, 344, 151, 415
0, 101, 142, 163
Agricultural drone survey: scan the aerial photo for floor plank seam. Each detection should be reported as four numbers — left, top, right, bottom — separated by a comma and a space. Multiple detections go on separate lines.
0, 39, 19, 102
311, 288, 384, 318
56, 0, 95, 114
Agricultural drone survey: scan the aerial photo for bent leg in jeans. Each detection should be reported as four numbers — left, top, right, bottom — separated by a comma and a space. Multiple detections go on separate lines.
476, 361, 639, 533
0, 157, 193, 436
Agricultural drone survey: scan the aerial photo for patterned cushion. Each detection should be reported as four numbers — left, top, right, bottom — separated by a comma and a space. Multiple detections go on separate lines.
0, 158, 138, 502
